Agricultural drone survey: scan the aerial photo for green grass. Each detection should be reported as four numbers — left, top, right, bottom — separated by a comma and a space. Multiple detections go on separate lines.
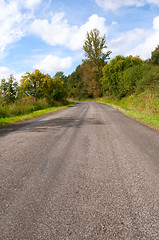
97, 96, 159, 130
0, 102, 75, 127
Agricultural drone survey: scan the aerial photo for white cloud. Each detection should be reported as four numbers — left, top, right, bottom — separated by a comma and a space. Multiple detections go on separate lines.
22, 0, 41, 9
0, 66, 10, 80
0, 0, 42, 58
30, 13, 108, 50
128, 16, 159, 59
30, 12, 71, 46
0, 67, 24, 83
68, 14, 107, 50
147, 0, 159, 5
14, 72, 24, 83
109, 28, 148, 53
33, 55, 73, 72
95, 0, 159, 10
109, 16, 159, 59
153, 16, 159, 30
0, 0, 23, 55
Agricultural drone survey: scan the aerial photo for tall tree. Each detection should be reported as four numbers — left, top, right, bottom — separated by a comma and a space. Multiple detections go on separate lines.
82, 29, 111, 98
83, 29, 111, 67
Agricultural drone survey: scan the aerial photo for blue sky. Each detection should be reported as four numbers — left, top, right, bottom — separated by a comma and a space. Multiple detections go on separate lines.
0, 0, 159, 81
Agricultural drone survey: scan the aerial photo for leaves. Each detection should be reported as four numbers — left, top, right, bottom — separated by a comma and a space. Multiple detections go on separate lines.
83, 29, 111, 66
0, 75, 19, 104
151, 45, 159, 65
82, 29, 111, 98
101, 55, 144, 97
20, 70, 67, 101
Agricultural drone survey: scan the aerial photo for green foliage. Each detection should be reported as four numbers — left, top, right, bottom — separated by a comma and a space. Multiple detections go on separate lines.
0, 97, 50, 118
42, 76, 67, 102
79, 62, 103, 98
151, 45, 159, 65
20, 70, 49, 98
135, 65, 159, 95
0, 105, 9, 118
98, 96, 159, 129
0, 70, 68, 118
118, 65, 143, 97
101, 55, 144, 97
20, 70, 67, 101
54, 71, 67, 82
0, 75, 19, 103
82, 29, 111, 98
66, 65, 88, 99
83, 29, 111, 66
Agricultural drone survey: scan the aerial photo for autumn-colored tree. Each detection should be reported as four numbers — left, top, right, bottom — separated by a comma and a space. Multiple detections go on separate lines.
82, 29, 111, 98
20, 70, 46, 98
20, 70, 67, 102
42, 76, 67, 101
78, 62, 102, 98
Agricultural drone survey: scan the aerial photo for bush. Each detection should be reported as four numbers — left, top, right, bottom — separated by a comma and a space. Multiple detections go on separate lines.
118, 65, 143, 98
101, 55, 143, 96
0, 105, 10, 118
135, 65, 159, 96
34, 98, 49, 111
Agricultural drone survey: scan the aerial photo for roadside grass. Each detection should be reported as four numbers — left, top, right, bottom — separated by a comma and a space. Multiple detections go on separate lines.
97, 95, 159, 130
0, 102, 75, 127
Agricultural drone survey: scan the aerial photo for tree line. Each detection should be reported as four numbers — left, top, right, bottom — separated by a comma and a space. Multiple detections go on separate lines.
0, 29, 159, 118
0, 70, 67, 105
66, 29, 159, 99
0, 70, 68, 117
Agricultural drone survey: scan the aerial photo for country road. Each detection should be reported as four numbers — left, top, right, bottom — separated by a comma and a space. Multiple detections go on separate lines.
0, 101, 159, 240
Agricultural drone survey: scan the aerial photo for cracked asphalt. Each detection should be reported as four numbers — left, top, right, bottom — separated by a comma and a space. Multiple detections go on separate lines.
0, 101, 159, 239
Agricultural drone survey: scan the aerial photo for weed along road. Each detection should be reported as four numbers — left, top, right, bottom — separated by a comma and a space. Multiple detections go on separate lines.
0, 101, 159, 239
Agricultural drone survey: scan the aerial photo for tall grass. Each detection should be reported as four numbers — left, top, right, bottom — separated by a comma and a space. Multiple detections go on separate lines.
98, 89, 159, 129
0, 97, 51, 118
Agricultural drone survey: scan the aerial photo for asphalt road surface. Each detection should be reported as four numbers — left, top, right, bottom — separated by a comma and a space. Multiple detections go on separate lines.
0, 101, 159, 240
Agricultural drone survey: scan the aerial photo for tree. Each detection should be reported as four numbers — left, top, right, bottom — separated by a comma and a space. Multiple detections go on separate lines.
20, 70, 46, 98
151, 45, 159, 65
83, 29, 111, 66
20, 70, 67, 102
54, 71, 68, 91
79, 62, 102, 98
54, 71, 66, 81
42, 76, 67, 101
0, 75, 19, 103
82, 29, 111, 98
101, 55, 143, 97
66, 65, 88, 99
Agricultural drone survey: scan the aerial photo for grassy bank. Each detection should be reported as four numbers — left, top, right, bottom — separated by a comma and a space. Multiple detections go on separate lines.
0, 102, 75, 127
97, 91, 159, 130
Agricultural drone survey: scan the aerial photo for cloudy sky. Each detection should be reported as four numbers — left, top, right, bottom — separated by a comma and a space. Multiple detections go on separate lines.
0, 0, 159, 80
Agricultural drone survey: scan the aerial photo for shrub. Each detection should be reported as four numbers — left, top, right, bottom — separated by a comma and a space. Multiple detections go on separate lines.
118, 65, 143, 98
135, 65, 159, 96
0, 105, 10, 118
101, 55, 143, 96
